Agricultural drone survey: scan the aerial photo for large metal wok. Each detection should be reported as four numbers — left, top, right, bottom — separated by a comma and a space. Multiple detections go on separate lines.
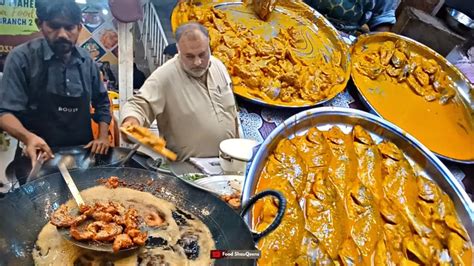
0, 167, 284, 265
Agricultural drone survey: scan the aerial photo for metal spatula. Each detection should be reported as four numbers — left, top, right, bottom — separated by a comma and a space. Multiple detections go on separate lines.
58, 160, 84, 206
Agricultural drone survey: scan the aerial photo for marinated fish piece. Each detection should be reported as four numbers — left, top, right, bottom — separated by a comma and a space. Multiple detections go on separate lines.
417, 176, 470, 244
378, 141, 432, 237
293, 127, 332, 169
407, 75, 430, 97
395, 39, 409, 56
380, 199, 404, 225
438, 89, 455, 105
256, 193, 305, 265
387, 64, 402, 77
445, 215, 469, 241
272, 139, 307, 197
354, 53, 383, 80
402, 236, 431, 264
298, 232, 334, 265
414, 66, 430, 86
383, 223, 412, 262
422, 59, 439, 74
208, 27, 221, 50
391, 50, 407, 68
223, 34, 246, 48
346, 183, 382, 263
304, 171, 345, 259
417, 176, 439, 202
253, 0, 277, 21
379, 41, 395, 65
324, 126, 357, 200
256, 147, 306, 264
374, 238, 399, 266
291, 127, 332, 197
352, 125, 383, 199
339, 238, 362, 265
448, 232, 472, 266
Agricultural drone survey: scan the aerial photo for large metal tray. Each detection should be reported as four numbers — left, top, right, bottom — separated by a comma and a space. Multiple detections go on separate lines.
351, 32, 474, 164
242, 107, 473, 241
171, 1, 351, 108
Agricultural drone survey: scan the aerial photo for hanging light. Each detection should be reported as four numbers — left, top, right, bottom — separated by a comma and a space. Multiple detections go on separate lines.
75, 0, 87, 4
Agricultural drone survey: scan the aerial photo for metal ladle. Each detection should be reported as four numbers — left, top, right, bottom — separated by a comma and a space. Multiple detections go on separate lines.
57, 159, 138, 253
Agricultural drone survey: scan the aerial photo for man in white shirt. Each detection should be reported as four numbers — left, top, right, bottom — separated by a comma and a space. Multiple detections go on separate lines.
121, 22, 239, 161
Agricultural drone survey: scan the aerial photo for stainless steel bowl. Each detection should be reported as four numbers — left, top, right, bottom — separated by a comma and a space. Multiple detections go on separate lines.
446, 7, 474, 34
242, 107, 474, 240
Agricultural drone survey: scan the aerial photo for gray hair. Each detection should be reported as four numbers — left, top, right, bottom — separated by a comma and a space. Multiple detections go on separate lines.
175, 22, 209, 42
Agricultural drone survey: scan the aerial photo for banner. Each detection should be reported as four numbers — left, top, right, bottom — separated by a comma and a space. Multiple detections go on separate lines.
0, 0, 39, 35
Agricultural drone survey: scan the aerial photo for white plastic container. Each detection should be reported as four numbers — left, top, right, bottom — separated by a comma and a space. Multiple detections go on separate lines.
219, 138, 258, 174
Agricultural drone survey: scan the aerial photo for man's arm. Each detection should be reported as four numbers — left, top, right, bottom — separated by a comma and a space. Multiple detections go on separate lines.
369, 0, 399, 31
0, 113, 32, 144
86, 62, 112, 154
121, 71, 165, 127
120, 71, 165, 141
0, 114, 54, 164
0, 49, 54, 164
90, 62, 112, 126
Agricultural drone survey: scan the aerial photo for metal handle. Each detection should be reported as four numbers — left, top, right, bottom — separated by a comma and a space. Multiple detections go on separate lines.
58, 162, 84, 206
249, 144, 262, 162
119, 143, 140, 167
240, 190, 286, 242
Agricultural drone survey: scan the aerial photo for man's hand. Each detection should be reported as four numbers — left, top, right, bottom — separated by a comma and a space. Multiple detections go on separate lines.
84, 137, 110, 154
121, 116, 140, 143
24, 133, 54, 168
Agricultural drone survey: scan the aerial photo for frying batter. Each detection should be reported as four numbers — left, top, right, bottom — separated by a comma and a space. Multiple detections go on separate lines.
33, 186, 215, 265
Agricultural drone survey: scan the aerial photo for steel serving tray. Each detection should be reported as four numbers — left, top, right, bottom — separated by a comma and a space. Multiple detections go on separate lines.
171, 1, 351, 108
242, 107, 473, 241
351, 32, 474, 164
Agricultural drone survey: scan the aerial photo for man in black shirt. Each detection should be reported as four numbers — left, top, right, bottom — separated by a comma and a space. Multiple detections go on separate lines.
0, 0, 111, 167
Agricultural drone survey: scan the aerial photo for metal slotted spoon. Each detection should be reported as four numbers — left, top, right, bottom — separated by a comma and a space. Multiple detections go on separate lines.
57, 158, 138, 253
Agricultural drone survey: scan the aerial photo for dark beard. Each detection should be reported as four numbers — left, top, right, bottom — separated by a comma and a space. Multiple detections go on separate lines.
51, 39, 73, 55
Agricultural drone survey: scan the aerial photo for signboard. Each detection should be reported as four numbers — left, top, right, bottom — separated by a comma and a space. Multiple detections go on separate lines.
0, 0, 40, 70
0, 0, 39, 35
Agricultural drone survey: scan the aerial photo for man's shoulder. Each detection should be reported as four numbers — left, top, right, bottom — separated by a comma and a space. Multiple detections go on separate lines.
210, 55, 231, 81
210, 55, 226, 69
149, 56, 179, 79
8, 38, 44, 59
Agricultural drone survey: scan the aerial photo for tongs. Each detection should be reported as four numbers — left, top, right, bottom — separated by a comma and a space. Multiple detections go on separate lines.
26, 152, 44, 183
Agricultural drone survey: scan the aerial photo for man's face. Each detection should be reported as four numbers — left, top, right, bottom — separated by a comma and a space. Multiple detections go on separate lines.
40, 16, 82, 56
177, 31, 211, 78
